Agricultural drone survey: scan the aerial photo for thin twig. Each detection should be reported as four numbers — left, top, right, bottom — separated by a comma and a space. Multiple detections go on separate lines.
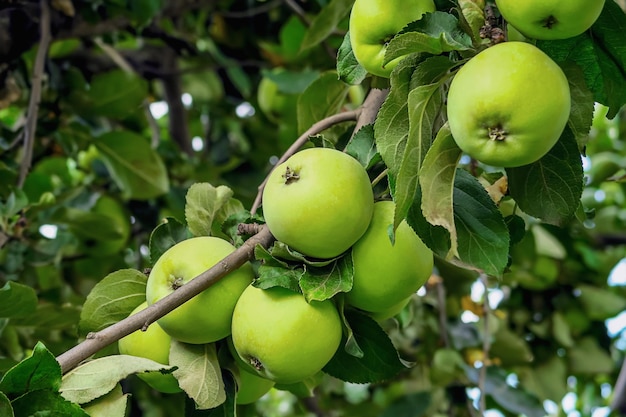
249, 110, 360, 215
435, 275, 451, 348
478, 273, 492, 415
56, 226, 275, 374
370, 168, 388, 188
17, 0, 51, 188
220, 0, 283, 18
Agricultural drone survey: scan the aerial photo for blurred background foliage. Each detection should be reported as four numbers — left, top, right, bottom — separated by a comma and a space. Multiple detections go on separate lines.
0, 0, 625, 416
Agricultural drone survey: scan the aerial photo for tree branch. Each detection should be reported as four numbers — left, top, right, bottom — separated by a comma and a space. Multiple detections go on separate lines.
161, 48, 193, 157
17, 0, 51, 188
56, 226, 275, 374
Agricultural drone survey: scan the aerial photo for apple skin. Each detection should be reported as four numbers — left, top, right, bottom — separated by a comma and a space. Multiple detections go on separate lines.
369, 295, 412, 322
118, 302, 182, 394
231, 285, 343, 384
346, 201, 433, 313
146, 237, 254, 344
349, 0, 435, 78
496, 0, 605, 40
262, 147, 374, 259
226, 338, 275, 404
447, 42, 571, 168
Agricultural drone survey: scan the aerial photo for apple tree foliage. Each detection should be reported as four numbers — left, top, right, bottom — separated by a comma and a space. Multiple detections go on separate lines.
0, 0, 626, 416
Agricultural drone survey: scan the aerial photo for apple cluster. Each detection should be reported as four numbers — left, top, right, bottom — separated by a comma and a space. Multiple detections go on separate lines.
118, 147, 434, 403
349, 0, 605, 169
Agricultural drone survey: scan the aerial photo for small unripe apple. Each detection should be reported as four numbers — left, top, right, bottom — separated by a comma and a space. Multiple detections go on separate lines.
447, 42, 571, 167
231, 285, 342, 384
496, 0, 605, 40
146, 237, 254, 344
346, 201, 433, 313
262, 147, 374, 259
118, 302, 182, 394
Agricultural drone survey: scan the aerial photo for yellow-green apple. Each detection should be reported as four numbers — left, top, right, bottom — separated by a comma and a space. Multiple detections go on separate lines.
496, 0, 605, 40
231, 285, 342, 384
146, 237, 254, 344
262, 147, 374, 259
118, 302, 181, 394
226, 338, 275, 404
346, 201, 432, 313
349, 0, 436, 77
447, 41, 571, 167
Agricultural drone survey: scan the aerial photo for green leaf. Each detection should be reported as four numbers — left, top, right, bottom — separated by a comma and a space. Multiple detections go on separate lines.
263, 68, 319, 95
465, 366, 546, 417
82, 384, 129, 417
323, 309, 407, 383
149, 217, 191, 265
344, 124, 381, 169
418, 124, 462, 257
0, 281, 37, 318
70, 70, 148, 119
490, 326, 533, 366
0, 190, 28, 218
95, 130, 169, 200
0, 392, 12, 417
552, 311, 575, 348
300, 0, 352, 51
11, 303, 81, 330
12, 390, 89, 417
406, 180, 451, 257
379, 391, 430, 417
563, 63, 595, 150
254, 245, 303, 293
337, 32, 368, 85
49, 207, 126, 241
538, 1, 626, 118
457, 0, 486, 43
297, 71, 350, 135
78, 269, 147, 337
520, 356, 568, 404
567, 337, 614, 374
170, 341, 225, 410
576, 284, 626, 320
453, 169, 509, 276
506, 128, 583, 226
0, 342, 61, 398
185, 183, 243, 238
385, 12, 473, 64
299, 254, 354, 302
60, 355, 176, 404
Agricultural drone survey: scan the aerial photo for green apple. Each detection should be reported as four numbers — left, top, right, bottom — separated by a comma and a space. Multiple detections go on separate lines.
81, 194, 131, 257
346, 201, 433, 313
226, 337, 275, 404
349, 0, 436, 78
262, 147, 374, 259
146, 236, 254, 344
118, 302, 182, 394
447, 41, 571, 167
231, 285, 342, 384
496, 0, 605, 40
369, 295, 412, 322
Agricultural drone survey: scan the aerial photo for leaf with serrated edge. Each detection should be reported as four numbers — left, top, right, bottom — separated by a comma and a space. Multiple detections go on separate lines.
385, 12, 472, 64
345, 124, 381, 169
12, 390, 89, 417
170, 341, 225, 410
78, 269, 147, 336
323, 309, 407, 383
82, 384, 129, 417
562, 63, 595, 150
337, 32, 368, 85
60, 355, 175, 404
0, 341, 61, 397
453, 169, 509, 276
419, 124, 462, 257
506, 128, 583, 226
300, 254, 353, 302
393, 81, 444, 229
185, 183, 235, 238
